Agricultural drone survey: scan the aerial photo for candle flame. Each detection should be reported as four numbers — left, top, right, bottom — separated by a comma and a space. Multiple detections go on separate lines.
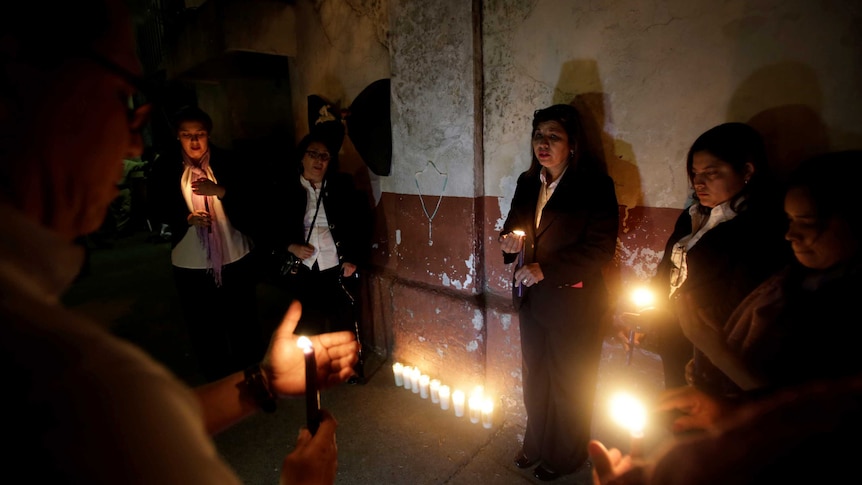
297, 336, 313, 353
609, 392, 647, 434
630, 287, 655, 309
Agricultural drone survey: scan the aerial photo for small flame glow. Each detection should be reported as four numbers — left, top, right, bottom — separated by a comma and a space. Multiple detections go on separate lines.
630, 287, 655, 309
609, 392, 647, 435
297, 336, 313, 353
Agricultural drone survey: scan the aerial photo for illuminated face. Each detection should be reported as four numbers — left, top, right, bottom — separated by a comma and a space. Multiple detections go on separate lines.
532, 120, 571, 178
301, 141, 331, 184
690, 151, 751, 208
784, 186, 857, 270
178, 121, 209, 161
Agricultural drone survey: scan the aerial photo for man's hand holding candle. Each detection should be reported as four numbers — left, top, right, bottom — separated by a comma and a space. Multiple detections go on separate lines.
262, 300, 361, 397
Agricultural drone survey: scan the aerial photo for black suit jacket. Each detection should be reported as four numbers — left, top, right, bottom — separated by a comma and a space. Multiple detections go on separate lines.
258, 171, 367, 270
501, 163, 619, 313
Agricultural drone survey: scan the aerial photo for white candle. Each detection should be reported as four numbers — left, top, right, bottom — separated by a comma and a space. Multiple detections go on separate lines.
392, 363, 404, 386
411, 368, 421, 394
481, 398, 494, 429
419, 375, 430, 399
468, 394, 481, 423
429, 379, 441, 403
402, 366, 413, 390
439, 385, 451, 410
452, 389, 466, 417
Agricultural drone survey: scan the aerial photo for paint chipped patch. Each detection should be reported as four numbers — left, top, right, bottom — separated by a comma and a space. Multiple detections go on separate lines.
618, 243, 664, 279
395, 229, 402, 245
466, 340, 479, 352
500, 313, 512, 331
435, 308, 441, 314
472, 309, 483, 331
440, 271, 472, 290
418, 336, 426, 342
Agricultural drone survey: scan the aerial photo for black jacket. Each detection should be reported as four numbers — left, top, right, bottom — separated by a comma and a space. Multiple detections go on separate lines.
148, 144, 258, 249
258, 170, 367, 270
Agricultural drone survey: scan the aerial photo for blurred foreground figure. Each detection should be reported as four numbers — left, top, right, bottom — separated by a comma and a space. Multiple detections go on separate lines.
0, 1, 358, 483
590, 375, 862, 485
589, 150, 862, 484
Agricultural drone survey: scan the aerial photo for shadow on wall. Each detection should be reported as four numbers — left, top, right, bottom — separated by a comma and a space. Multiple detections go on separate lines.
553, 59, 642, 212
726, 61, 831, 182
550, 58, 641, 333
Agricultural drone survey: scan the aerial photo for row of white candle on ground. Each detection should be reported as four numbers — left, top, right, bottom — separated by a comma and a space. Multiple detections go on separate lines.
392, 362, 494, 428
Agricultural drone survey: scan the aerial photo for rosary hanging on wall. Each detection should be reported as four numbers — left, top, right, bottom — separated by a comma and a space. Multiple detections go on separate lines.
414, 160, 448, 246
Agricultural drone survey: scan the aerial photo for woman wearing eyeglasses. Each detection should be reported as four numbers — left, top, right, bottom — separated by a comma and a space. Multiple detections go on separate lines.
259, 127, 367, 341
149, 106, 262, 382
627, 122, 790, 394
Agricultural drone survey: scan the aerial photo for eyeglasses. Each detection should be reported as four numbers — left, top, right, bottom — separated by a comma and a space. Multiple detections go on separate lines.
305, 150, 331, 162
14, 47, 153, 133
80, 50, 153, 133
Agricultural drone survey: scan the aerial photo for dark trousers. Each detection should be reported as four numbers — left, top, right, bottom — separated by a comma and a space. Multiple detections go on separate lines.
519, 294, 604, 474
173, 253, 262, 382
292, 264, 356, 336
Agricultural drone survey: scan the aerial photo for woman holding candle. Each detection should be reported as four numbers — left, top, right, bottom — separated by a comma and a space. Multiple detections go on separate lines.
658, 150, 862, 432
623, 122, 790, 391
257, 126, 369, 342
150, 106, 263, 382
587, 152, 862, 483
500, 104, 619, 481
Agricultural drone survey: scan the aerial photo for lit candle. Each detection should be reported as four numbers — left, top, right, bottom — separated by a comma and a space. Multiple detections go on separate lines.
297, 336, 320, 435
452, 389, 466, 417
439, 385, 451, 410
610, 392, 647, 459
402, 366, 413, 390
392, 362, 404, 386
430, 379, 441, 403
419, 375, 430, 399
411, 367, 421, 394
481, 398, 494, 429
513, 230, 526, 297
468, 394, 481, 423
630, 286, 655, 311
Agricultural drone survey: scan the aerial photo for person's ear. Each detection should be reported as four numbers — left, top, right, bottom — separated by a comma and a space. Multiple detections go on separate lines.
744, 162, 755, 182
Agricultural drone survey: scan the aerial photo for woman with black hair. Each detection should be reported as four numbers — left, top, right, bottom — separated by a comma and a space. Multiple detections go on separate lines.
628, 122, 791, 393
261, 128, 366, 339
499, 104, 620, 481
149, 106, 262, 382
